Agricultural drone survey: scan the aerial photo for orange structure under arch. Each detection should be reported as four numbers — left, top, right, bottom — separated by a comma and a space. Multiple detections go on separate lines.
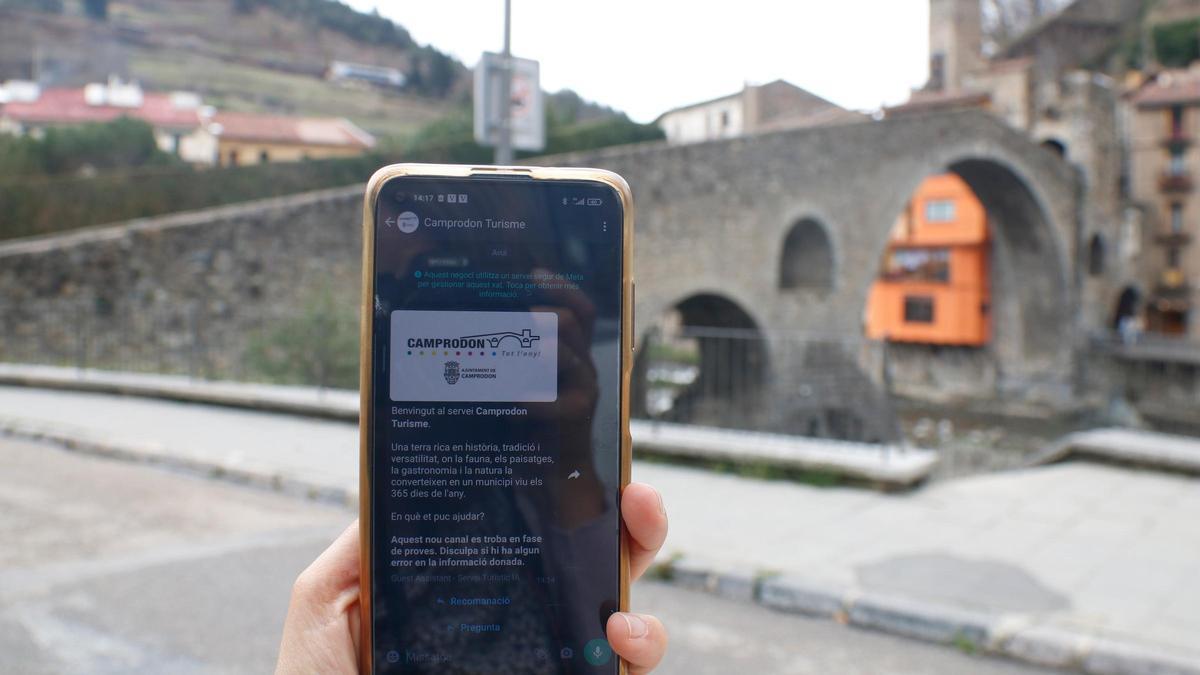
865, 173, 992, 346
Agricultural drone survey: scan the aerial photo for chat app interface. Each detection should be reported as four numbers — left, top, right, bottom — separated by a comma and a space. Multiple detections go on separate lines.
371, 176, 624, 674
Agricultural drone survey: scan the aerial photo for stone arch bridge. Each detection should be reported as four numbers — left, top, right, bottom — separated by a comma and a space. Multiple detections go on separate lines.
544, 110, 1088, 432
0, 110, 1090, 436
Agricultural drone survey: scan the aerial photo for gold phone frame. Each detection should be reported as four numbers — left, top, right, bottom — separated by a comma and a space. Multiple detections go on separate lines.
358, 163, 634, 674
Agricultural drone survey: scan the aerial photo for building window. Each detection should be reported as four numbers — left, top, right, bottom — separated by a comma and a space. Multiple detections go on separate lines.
228, 149, 239, 166
1170, 147, 1187, 176
924, 200, 956, 223
719, 110, 730, 128
903, 296, 935, 323
1088, 234, 1106, 277
929, 52, 946, 91
1171, 105, 1185, 137
882, 247, 951, 283
1168, 245, 1181, 268
1041, 138, 1067, 158
1171, 203, 1184, 233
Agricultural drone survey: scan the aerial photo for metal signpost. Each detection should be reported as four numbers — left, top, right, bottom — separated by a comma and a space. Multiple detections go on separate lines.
474, 0, 544, 163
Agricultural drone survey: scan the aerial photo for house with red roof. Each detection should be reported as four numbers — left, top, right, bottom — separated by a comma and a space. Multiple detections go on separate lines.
0, 77, 217, 164
0, 77, 375, 167
207, 111, 375, 167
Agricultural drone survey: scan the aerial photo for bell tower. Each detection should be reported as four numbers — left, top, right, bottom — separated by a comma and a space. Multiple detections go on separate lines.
928, 0, 984, 92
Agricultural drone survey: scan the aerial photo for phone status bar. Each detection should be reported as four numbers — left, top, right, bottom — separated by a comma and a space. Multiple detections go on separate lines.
561, 197, 604, 207
408, 192, 469, 204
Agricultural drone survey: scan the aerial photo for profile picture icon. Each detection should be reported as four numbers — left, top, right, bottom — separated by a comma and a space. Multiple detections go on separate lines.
397, 211, 420, 234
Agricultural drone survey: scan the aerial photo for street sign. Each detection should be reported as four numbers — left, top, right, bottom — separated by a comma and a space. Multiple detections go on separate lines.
474, 51, 545, 153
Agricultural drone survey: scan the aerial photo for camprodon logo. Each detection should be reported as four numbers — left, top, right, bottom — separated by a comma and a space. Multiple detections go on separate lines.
407, 329, 541, 351
390, 310, 558, 402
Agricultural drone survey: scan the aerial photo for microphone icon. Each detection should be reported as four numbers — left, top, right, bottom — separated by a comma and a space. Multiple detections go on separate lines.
583, 638, 612, 665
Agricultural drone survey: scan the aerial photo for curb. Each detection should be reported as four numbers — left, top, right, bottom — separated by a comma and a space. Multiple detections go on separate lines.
0, 368, 359, 422
653, 556, 1200, 675
1026, 429, 1200, 478
0, 366, 936, 488
0, 416, 356, 507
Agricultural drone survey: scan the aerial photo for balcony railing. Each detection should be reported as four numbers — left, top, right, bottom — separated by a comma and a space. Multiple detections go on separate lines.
1162, 131, 1192, 149
1159, 170, 1194, 193
1155, 230, 1193, 247
1158, 267, 1190, 292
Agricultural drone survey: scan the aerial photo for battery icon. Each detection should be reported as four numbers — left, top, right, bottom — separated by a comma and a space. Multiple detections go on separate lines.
586, 198, 603, 206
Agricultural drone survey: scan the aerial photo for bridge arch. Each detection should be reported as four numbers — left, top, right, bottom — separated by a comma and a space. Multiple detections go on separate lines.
857, 149, 1073, 388
779, 217, 835, 291
634, 291, 769, 428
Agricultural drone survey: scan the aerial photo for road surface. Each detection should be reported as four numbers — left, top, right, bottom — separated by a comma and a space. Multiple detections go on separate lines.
0, 436, 1058, 674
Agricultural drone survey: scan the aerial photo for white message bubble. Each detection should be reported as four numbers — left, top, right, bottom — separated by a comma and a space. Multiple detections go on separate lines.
390, 310, 558, 402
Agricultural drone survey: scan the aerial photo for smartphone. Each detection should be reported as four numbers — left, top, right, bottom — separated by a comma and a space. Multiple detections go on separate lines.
358, 164, 634, 674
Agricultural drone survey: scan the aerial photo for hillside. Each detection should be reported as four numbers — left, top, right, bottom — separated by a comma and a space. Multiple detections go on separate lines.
0, 0, 629, 142
0, 0, 664, 241
0, 0, 460, 139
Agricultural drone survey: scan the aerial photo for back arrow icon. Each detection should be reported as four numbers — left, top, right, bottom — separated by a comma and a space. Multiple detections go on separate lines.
385, 216, 396, 228
567, 470, 581, 480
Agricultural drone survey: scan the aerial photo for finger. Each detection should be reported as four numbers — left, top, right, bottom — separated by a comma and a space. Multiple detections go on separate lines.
607, 612, 667, 675
291, 520, 361, 614
622, 483, 667, 581
277, 522, 362, 675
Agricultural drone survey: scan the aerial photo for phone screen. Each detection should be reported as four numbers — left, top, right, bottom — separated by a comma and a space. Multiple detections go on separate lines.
368, 174, 626, 673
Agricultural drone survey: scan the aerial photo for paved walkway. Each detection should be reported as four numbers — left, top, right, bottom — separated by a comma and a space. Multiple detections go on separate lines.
0, 437, 1052, 675
0, 365, 938, 485
1036, 427, 1200, 474
2, 384, 1199, 672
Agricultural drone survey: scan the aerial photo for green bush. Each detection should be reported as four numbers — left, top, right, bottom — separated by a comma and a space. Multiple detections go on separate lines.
0, 152, 393, 241
401, 105, 664, 164
0, 117, 175, 176
402, 110, 492, 164
543, 116, 664, 155
1154, 19, 1200, 68
243, 289, 359, 389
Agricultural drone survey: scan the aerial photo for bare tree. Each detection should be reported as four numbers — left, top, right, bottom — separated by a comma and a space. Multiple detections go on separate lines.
981, 0, 1073, 51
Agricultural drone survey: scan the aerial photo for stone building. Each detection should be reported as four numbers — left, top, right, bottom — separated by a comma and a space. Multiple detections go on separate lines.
655, 79, 863, 145
1129, 67, 1200, 335
865, 173, 992, 347
927, 0, 985, 92
208, 112, 376, 167
889, 0, 1144, 339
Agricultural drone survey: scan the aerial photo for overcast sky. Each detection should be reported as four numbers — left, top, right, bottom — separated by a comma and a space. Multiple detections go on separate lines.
346, 1, 931, 122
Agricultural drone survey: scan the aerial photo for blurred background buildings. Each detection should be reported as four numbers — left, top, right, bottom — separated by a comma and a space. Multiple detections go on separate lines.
4, 0, 1200, 438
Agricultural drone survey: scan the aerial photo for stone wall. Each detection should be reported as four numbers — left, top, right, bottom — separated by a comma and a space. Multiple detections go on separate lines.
0, 186, 364, 379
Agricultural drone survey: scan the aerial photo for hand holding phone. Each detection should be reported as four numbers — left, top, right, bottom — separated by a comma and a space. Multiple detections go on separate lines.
275, 483, 667, 675
355, 164, 643, 673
